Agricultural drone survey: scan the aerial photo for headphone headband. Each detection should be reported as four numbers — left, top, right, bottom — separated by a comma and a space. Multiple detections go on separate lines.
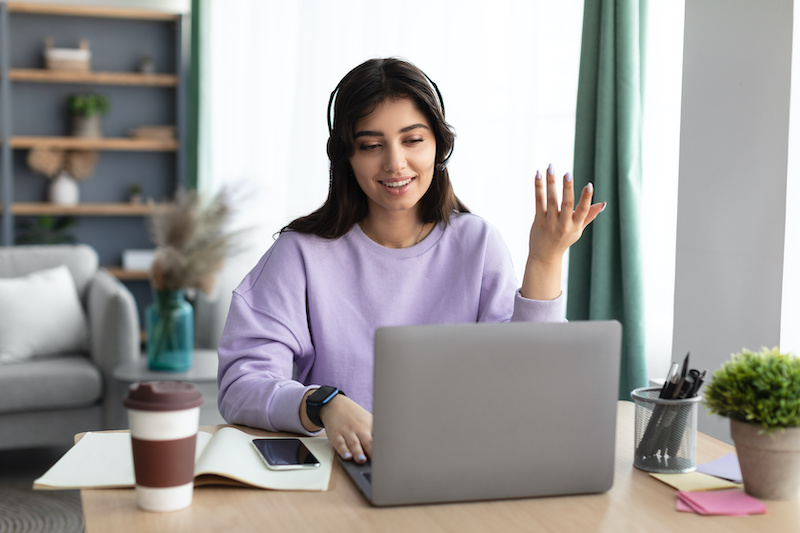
326, 68, 454, 171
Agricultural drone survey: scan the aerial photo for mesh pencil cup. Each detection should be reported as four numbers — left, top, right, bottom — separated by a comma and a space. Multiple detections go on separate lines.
631, 387, 701, 473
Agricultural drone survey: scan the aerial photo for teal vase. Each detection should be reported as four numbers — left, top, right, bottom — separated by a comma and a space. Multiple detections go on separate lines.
146, 289, 194, 372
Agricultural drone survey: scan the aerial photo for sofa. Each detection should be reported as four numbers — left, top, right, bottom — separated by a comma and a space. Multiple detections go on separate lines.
0, 244, 140, 450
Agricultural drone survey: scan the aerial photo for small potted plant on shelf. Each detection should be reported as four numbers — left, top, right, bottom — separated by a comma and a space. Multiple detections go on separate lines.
138, 55, 155, 74
15, 215, 77, 245
704, 347, 800, 500
67, 93, 110, 138
128, 183, 143, 204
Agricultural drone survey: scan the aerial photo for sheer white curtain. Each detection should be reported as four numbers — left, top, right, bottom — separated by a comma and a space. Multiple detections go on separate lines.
197, 0, 685, 371
198, 0, 584, 289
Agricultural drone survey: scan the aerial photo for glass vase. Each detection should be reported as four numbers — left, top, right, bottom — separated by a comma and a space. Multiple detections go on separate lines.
146, 289, 194, 372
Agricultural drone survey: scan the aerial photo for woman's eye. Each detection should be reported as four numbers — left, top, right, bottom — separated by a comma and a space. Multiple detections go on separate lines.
406, 138, 424, 145
360, 143, 381, 151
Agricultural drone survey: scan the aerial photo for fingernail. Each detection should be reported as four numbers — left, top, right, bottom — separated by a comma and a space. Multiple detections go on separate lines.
357, 454, 367, 463
343, 452, 352, 460
565, 172, 573, 183
601, 202, 607, 213
535, 170, 542, 180
586, 182, 594, 194
547, 163, 553, 176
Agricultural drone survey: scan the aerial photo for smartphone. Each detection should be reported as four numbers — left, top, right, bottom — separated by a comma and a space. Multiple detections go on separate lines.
251, 438, 321, 470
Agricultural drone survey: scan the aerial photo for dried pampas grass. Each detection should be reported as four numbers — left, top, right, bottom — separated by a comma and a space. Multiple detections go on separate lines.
148, 189, 240, 294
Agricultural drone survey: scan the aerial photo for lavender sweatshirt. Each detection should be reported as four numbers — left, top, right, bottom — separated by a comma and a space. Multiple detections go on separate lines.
217, 213, 565, 435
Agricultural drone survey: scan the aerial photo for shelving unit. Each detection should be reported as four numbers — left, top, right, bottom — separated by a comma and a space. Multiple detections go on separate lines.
0, 1, 188, 321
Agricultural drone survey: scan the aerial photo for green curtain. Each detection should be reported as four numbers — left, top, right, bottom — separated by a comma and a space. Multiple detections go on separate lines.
185, 0, 202, 191
568, 0, 647, 400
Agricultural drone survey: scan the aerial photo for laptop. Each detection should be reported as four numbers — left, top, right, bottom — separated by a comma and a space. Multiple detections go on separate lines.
339, 320, 622, 506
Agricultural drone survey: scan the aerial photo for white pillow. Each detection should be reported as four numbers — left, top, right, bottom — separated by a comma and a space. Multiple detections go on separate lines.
0, 265, 89, 364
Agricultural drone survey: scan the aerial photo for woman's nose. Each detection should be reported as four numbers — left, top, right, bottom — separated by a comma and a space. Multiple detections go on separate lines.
383, 144, 406, 173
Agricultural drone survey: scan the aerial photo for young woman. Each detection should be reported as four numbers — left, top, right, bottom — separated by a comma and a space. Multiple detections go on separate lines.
217, 58, 605, 464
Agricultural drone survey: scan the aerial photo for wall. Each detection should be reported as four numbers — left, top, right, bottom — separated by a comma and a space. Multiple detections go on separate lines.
674, 0, 795, 443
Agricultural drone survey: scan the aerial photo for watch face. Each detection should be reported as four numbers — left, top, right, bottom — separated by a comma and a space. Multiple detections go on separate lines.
310, 386, 338, 406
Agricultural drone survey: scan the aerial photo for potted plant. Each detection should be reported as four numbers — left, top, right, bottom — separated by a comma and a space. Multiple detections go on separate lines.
139, 55, 155, 74
67, 93, 110, 137
704, 347, 800, 500
128, 183, 143, 204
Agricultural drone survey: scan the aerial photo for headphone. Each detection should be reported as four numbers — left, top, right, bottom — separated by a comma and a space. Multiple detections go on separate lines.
327, 73, 454, 172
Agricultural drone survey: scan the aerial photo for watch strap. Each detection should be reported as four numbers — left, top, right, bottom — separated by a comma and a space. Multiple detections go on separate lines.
306, 386, 344, 428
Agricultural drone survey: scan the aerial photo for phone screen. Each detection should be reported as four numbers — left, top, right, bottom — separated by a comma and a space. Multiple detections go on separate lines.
251, 438, 321, 470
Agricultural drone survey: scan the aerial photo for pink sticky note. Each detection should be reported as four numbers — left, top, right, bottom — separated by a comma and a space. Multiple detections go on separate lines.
676, 498, 696, 513
677, 490, 766, 516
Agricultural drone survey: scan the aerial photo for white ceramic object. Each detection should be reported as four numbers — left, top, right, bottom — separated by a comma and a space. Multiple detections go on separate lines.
49, 171, 79, 205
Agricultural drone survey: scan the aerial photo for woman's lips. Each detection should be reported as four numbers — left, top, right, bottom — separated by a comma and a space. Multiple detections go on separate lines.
379, 177, 414, 195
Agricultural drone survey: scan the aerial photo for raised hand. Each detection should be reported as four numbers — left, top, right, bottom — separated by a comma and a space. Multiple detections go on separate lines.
520, 164, 606, 300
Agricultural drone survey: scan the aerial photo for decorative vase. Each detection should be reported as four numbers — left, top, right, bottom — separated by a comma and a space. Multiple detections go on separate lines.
71, 113, 103, 137
146, 289, 194, 372
49, 170, 79, 205
731, 419, 800, 500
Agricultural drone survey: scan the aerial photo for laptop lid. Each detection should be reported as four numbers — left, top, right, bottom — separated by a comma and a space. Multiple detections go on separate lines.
354, 320, 622, 506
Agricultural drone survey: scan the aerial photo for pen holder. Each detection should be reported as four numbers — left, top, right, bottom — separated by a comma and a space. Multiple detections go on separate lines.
631, 387, 701, 473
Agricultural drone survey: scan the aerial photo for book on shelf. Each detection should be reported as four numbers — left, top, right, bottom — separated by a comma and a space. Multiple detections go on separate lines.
34, 426, 334, 492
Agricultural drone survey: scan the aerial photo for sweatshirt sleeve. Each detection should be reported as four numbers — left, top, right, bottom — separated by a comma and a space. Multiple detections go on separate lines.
477, 218, 567, 323
216, 236, 320, 435
511, 290, 567, 322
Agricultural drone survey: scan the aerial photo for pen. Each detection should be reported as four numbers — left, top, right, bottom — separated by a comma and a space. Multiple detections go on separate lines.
660, 362, 679, 399
671, 352, 690, 399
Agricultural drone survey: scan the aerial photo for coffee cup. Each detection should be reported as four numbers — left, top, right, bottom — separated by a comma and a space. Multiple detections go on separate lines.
123, 381, 203, 512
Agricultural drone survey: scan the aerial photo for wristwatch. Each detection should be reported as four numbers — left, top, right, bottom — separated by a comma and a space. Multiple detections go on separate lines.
306, 386, 344, 428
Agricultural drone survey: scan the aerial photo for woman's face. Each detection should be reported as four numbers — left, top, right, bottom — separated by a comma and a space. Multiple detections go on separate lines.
349, 97, 437, 221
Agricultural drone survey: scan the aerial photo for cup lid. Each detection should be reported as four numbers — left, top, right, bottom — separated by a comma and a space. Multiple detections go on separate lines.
123, 381, 203, 412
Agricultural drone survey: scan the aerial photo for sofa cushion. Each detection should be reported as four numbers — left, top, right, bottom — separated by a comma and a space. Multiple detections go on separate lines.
0, 354, 102, 414
0, 265, 89, 364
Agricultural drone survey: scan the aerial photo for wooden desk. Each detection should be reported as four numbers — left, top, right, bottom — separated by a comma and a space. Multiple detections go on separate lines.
80, 402, 800, 532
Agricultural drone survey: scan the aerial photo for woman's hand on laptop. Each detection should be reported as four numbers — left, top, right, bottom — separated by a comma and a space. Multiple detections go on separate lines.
323, 395, 373, 463
302, 392, 373, 463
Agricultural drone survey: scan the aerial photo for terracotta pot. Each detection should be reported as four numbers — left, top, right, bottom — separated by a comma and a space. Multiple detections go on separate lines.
731, 419, 800, 500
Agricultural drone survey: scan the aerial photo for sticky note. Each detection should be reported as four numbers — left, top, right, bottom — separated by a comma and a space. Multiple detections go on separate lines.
696, 452, 743, 484
650, 471, 741, 492
677, 489, 766, 516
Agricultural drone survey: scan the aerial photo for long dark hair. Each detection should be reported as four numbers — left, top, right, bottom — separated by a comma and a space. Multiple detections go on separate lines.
282, 58, 469, 238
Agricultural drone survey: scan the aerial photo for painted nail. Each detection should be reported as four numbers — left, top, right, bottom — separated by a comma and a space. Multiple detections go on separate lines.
343, 452, 352, 460
600, 202, 607, 213
565, 172, 573, 183
357, 454, 367, 463
548, 163, 553, 176
586, 182, 594, 194
535, 170, 542, 180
